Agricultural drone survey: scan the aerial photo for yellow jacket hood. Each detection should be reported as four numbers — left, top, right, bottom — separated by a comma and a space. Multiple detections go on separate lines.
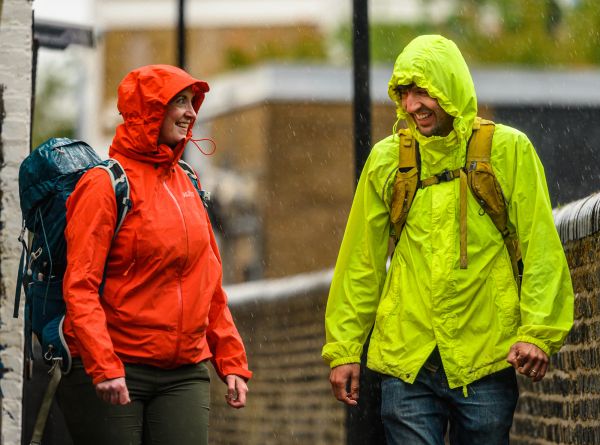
388, 35, 478, 155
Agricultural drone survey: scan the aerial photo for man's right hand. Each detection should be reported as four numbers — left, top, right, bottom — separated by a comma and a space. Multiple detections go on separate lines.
329, 363, 360, 406
95, 377, 131, 405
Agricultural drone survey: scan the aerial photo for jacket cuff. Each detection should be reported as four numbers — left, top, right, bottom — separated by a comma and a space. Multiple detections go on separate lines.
213, 363, 253, 382
223, 368, 253, 381
91, 367, 126, 385
329, 356, 361, 369
516, 335, 551, 356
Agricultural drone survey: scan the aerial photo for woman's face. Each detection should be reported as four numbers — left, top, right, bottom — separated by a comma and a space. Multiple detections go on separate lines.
158, 87, 197, 148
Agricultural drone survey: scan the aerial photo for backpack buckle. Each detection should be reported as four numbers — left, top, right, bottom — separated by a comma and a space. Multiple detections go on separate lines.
436, 169, 455, 183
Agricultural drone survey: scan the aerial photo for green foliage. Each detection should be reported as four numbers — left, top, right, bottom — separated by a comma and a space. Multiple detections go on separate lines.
336, 0, 600, 67
224, 37, 327, 70
32, 71, 75, 149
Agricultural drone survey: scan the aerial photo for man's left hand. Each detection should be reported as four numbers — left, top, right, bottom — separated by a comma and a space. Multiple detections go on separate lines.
506, 342, 549, 382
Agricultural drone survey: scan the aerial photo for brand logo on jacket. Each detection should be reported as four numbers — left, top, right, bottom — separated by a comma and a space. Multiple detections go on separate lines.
182, 191, 195, 198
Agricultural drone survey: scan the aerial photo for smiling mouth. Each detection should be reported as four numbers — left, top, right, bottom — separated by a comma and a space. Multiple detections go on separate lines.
176, 122, 190, 129
414, 111, 432, 121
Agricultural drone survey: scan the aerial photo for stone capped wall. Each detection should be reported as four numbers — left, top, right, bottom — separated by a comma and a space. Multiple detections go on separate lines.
512, 193, 600, 444
209, 270, 345, 445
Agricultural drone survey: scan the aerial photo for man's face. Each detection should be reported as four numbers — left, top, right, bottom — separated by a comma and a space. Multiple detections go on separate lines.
399, 85, 454, 137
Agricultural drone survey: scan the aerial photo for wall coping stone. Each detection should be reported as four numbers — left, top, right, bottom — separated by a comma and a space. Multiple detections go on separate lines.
554, 190, 600, 242
225, 269, 333, 306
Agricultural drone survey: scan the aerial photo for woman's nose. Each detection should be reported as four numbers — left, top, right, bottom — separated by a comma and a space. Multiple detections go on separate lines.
185, 103, 197, 119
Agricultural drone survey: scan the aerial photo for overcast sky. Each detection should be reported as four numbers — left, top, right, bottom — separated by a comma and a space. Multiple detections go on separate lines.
33, 0, 94, 25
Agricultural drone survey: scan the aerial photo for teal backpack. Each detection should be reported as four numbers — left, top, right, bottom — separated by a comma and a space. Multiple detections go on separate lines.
15, 138, 132, 374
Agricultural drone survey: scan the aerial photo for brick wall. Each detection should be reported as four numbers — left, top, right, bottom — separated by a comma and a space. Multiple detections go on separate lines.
512, 192, 600, 444
0, 1, 32, 444
209, 192, 600, 445
209, 270, 345, 445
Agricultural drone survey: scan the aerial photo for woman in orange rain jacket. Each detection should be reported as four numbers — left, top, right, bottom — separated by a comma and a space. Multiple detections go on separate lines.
57, 64, 252, 445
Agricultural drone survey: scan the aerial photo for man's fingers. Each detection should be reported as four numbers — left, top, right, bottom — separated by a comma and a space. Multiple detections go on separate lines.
329, 364, 360, 406
506, 344, 520, 367
507, 342, 550, 381
350, 367, 360, 401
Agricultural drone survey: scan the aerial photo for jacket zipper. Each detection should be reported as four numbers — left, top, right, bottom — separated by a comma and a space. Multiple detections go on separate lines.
162, 179, 189, 365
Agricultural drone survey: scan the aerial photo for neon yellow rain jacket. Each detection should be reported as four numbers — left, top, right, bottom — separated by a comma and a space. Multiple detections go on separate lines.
322, 35, 573, 389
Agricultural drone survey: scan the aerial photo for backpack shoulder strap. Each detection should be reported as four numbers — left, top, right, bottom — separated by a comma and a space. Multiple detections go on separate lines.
398, 128, 418, 171
178, 159, 210, 208
466, 117, 495, 164
96, 159, 132, 236
390, 129, 420, 242
466, 118, 521, 286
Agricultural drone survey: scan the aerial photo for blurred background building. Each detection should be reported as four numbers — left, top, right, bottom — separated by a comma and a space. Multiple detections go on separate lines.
31, 0, 600, 286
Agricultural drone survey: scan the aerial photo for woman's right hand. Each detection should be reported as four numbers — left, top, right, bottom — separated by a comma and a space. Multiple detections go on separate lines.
95, 377, 131, 405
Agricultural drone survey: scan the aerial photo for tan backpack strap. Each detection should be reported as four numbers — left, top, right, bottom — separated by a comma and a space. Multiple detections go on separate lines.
467, 118, 495, 164
459, 169, 468, 269
421, 168, 462, 188
390, 130, 419, 241
466, 118, 521, 284
398, 129, 417, 170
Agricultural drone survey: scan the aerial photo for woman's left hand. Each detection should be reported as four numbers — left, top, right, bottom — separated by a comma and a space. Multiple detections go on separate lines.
224, 374, 248, 409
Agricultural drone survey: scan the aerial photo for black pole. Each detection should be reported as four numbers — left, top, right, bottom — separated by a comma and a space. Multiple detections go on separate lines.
352, 0, 371, 183
177, 0, 186, 70
348, 1, 386, 445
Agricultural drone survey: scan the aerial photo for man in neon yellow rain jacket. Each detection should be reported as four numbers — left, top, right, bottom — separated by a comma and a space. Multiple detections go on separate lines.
322, 35, 573, 444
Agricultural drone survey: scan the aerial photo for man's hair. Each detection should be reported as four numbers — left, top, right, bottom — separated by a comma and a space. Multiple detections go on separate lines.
395, 83, 415, 95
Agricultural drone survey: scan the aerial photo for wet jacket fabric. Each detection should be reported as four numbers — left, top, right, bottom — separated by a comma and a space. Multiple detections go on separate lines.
63, 65, 252, 385
322, 35, 573, 389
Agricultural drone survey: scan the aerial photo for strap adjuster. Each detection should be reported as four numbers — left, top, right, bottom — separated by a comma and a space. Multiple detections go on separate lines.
436, 169, 456, 183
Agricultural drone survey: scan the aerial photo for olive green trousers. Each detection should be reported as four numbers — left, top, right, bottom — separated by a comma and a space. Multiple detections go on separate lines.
57, 359, 210, 445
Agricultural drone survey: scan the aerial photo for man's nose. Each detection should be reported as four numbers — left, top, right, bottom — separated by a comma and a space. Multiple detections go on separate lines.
403, 91, 420, 113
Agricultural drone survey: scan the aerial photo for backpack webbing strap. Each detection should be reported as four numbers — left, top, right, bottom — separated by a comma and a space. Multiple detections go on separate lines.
95, 159, 132, 296
459, 169, 468, 269
96, 159, 132, 235
420, 168, 462, 188
178, 160, 210, 208
14, 223, 29, 318
29, 359, 62, 445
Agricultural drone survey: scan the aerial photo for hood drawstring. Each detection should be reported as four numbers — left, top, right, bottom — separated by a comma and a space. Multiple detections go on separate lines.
190, 137, 217, 156
462, 385, 468, 398
392, 117, 402, 138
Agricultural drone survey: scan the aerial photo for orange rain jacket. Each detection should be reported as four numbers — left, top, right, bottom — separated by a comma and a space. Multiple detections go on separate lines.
63, 65, 252, 385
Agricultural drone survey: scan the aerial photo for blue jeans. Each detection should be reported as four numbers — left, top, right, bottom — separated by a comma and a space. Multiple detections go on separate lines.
380, 349, 518, 445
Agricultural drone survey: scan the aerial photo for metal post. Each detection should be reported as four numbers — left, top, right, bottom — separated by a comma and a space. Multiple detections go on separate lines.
177, 0, 186, 70
352, 0, 371, 183
348, 2, 386, 444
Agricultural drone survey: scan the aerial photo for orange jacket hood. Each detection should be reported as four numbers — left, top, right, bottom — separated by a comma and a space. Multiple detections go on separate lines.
109, 64, 210, 165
